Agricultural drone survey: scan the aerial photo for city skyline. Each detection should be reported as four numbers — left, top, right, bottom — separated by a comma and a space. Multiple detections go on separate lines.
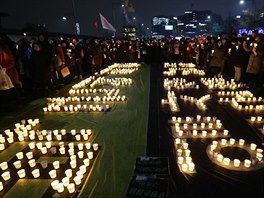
1, 0, 264, 36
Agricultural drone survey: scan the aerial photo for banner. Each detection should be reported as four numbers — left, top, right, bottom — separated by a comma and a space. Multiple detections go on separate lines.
99, 13, 116, 32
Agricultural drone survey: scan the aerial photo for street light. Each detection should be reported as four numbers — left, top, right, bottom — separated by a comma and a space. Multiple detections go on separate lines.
62, 16, 67, 20
240, 0, 245, 4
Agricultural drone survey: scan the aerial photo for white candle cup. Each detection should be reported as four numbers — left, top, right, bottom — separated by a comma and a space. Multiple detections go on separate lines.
256, 153, 263, 161
239, 139, 245, 146
13, 160, 22, 169
183, 143, 189, 149
92, 143, 99, 151
50, 147, 57, 154
57, 183, 64, 193
28, 159, 36, 168
16, 152, 24, 160
70, 160, 77, 169
28, 142, 35, 149
223, 158, 230, 166
26, 152, 33, 159
80, 165, 86, 174
59, 147, 66, 155
192, 130, 198, 136
87, 152, 93, 159
53, 161, 60, 169
65, 169, 72, 178
178, 130, 183, 137
40, 160, 48, 169
17, 169, 26, 178
36, 142, 42, 149
250, 143, 257, 151
181, 163, 188, 172
32, 169, 40, 178
178, 157, 184, 164
185, 149, 191, 157
244, 159, 251, 168
61, 129, 66, 135
233, 159, 241, 167
62, 177, 70, 187
78, 143, 84, 150
59, 142, 64, 148
70, 155, 77, 161
257, 148, 263, 154
68, 148, 74, 156
75, 135, 81, 141
2, 171, 11, 181
221, 139, 227, 146
223, 130, 229, 136
67, 183, 75, 194
51, 180, 59, 190
210, 145, 216, 152
202, 131, 207, 137
83, 134, 89, 141
196, 115, 201, 121
85, 142, 91, 150
76, 170, 83, 179
56, 135, 62, 141
177, 149, 183, 156
217, 154, 224, 162
71, 130, 76, 136
0, 162, 8, 170
212, 130, 217, 136
188, 162, 195, 172
83, 158, 90, 167
186, 156, 192, 163
229, 138, 235, 145
49, 170, 56, 179
251, 116, 256, 122
68, 142, 74, 149
73, 176, 82, 185
41, 147, 47, 154
78, 151, 84, 159
86, 129, 92, 136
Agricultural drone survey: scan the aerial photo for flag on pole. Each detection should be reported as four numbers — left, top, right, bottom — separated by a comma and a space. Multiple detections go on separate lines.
99, 13, 116, 32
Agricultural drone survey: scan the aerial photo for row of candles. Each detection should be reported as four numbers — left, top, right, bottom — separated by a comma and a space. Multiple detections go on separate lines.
208, 139, 263, 169
171, 115, 219, 123
89, 77, 133, 88
0, 141, 99, 193
163, 78, 198, 91
217, 90, 254, 98
161, 91, 180, 112
175, 138, 196, 173
69, 88, 120, 96
100, 63, 140, 75
200, 77, 244, 90
43, 104, 111, 112
164, 63, 177, 68
71, 76, 96, 89
180, 94, 210, 110
182, 68, 205, 76
229, 99, 264, 111
47, 95, 126, 104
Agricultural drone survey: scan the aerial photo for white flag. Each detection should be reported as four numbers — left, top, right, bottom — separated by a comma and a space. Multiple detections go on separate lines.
99, 13, 116, 32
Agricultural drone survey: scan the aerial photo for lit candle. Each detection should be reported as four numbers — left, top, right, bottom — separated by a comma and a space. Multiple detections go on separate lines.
65, 169, 72, 178
256, 153, 263, 161
188, 162, 195, 171
67, 183, 75, 193
73, 176, 82, 185
239, 139, 245, 146
87, 152, 93, 159
221, 139, 227, 145
41, 147, 47, 154
56, 183, 64, 193
2, 171, 11, 181
83, 158, 90, 167
244, 159, 251, 168
229, 138, 235, 145
185, 149, 191, 157
181, 163, 188, 172
202, 130, 207, 137
68, 149, 74, 156
250, 143, 257, 151
16, 152, 24, 160
32, 169, 40, 178
217, 154, 224, 162
70, 160, 77, 169
59, 147, 66, 155
26, 152, 33, 159
49, 170, 56, 179
13, 160, 22, 169
53, 161, 60, 169
178, 156, 184, 164
0, 181, 3, 191
0, 162, 8, 170
78, 151, 84, 159
51, 180, 59, 190
28, 142, 35, 149
192, 130, 198, 136
17, 169, 26, 178
62, 177, 70, 187
233, 159, 240, 167
183, 143, 189, 149
223, 158, 230, 166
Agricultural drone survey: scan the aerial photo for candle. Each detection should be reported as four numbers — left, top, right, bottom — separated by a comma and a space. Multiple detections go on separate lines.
221, 139, 227, 146
49, 170, 56, 179
229, 138, 235, 145
87, 152, 93, 159
26, 152, 33, 159
17, 169, 26, 178
233, 159, 240, 167
192, 130, 198, 136
256, 153, 263, 161
178, 157, 184, 164
51, 180, 59, 190
2, 171, 11, 181
80, 165, 87, 174
59, 147, 66, 155
41, 147, 47, 154
239, 139, 245, 146
68, 149, 74, 156
67, 183, 75, 193
28, 142, 35, 149
40, 160, 48, 169
65, 169, 73, 178
32, 169, 40, 178
202, 131, 207, 137
68, 142, 74, 149
57, 183, 64, 193
244, 159, 251, 168
183, 143, 189, 149
28, 159, 36, 168
73, 176, 82, 185
16, 152, 24, 160
185, 149, 191, 157
62, 177, 70, 187
223, 158, 230, 166
83, 158, 90, 167
217, 154, 224, 162
251, 116, 256, 122
78, 143, 84, 150
70, 160, 77, 169
70, 155, 77, 161
0, 162, 8, 170
182, 163, 188, 172
0, 181, 3, 191
14, 160, 22, 169
36, 142, 42, 149
85, 142, 91, 149
53, 161, 60, 169
188, 163, 195, 171
186, 157, 192, 163
250, 143, 257, 151
78, 151, 84, 159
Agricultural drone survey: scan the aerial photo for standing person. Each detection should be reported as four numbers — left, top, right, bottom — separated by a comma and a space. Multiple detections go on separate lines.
0, 37, 21, 114
246, 34, 263, 89
209, 39, 225, 77
72, 37, 84, 79
226, 38, 237, 80
29, 42, 53, 97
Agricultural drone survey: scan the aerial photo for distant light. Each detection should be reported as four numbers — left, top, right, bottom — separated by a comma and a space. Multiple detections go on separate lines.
23, 33, 27, 36
236, 15, 241, 19
147, 27, 149, 30
133, 17, 136, 20
240, 0, 244, 4
121, 4, 124, 7
141, 23, 144, 26
62, 16, 67, 20
207, 16, 211, 19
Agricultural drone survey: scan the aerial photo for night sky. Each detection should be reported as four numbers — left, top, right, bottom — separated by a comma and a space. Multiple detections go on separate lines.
1, 0, 264, 36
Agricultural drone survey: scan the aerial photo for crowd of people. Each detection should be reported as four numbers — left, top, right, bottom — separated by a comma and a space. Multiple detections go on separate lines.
0, 31, 263, 115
